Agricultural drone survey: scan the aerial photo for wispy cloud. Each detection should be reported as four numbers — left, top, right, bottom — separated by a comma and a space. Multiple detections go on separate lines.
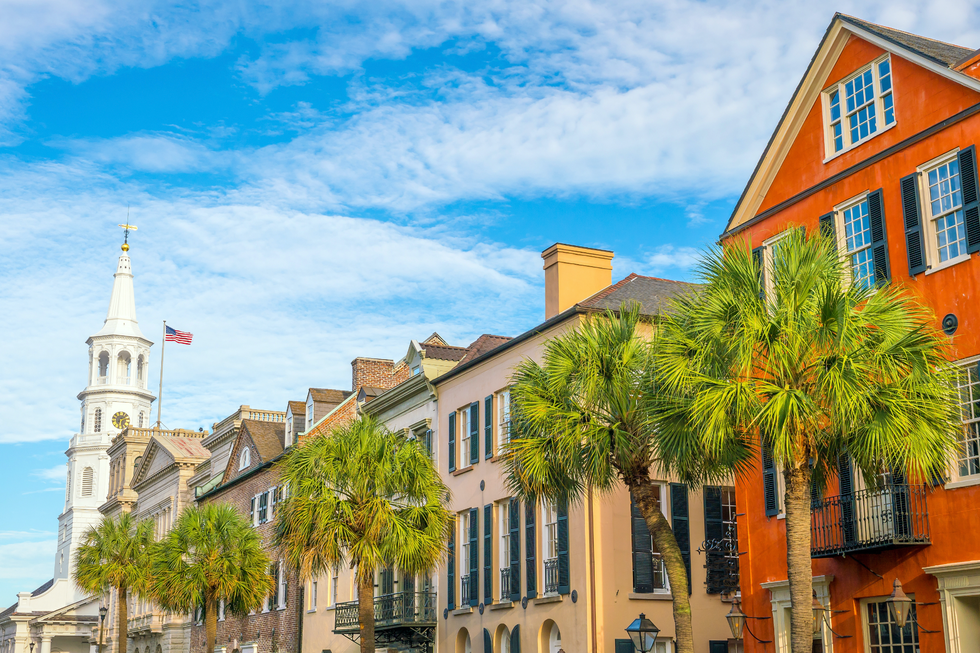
32, 465, 66, 483
645, 245, 703, 274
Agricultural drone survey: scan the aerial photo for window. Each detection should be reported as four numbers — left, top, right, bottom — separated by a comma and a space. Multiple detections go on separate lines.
278, 563, 287, 609
331, 564, 339, 605
412, 365, 421, 376
823, 55, 895, 156
459, 408, 470, 468
542, 502, 559, 595
138, 411, 144, 428
267, 562, 279, 612
499, 502, 511, 597
258, 492, 269, 523
81, 467, 94, 497
840, 197, 875, 289
239, 448, 250, 470
310, 580, 317, 611
925, 156, 968, 264
307, 402, 314, 428
863, 598, 918, 652
94, 408, 102, 433
630, 486, 669, 593
460, 511, 472, 600
956, 360, 980, 479
498, 389, 511, 446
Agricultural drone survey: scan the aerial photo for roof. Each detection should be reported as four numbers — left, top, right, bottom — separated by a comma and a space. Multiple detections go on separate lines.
578, 273, 698, 313
838, 14, 973, 66
240, 419, 285, 461
422, 332, 447, 345
31, 579, 54, 596
0, 579, 56, 620
155, 435, 209, 460
309, 388, 351, 404
287, 401, 305, 414
723, 14, 980, 237
422, 342, 469, 361
434, 273, 693, 385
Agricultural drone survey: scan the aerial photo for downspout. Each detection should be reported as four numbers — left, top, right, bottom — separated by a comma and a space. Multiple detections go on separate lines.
588, 485, 598, 653
297, 585, 304, 653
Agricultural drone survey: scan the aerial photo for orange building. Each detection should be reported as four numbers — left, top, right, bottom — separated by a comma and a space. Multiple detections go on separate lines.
720, 14, 980, 653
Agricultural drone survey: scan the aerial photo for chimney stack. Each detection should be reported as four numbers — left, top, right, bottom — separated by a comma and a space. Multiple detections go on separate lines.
541, 244, 614, 319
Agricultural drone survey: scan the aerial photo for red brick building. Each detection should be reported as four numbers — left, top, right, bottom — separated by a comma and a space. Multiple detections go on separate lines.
721, 13, 980, 653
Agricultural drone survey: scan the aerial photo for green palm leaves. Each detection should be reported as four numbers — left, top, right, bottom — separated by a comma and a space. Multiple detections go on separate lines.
273, 416, 453, 653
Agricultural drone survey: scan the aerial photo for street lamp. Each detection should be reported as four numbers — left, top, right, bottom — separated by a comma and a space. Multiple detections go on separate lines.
886, 578, 913, 629
98, 605, 108, 653
29, 643, 34, 653
726, 600, 746, 640
625, 613, 659, 653
811, 592, 827, 635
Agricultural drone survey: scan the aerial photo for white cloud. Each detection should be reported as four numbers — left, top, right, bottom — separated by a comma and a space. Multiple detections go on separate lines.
645, 244, 703, 274
32, 466, 66, 483
0, 537, 56, 581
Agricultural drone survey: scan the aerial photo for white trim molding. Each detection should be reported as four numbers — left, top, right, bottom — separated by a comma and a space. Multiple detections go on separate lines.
924, 560, 980, 653
760, 575, 835, 653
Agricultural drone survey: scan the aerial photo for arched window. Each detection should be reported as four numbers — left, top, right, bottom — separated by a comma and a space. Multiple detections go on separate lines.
65, 470, 71, 501
134, 457, 142, 480
137, 355, 145, 387
94, 409, 102, 433
138, 411, 144, 428
117, 352, 132, 385
239, 448, 251, 470
98, 351, 109, 379
455, 628, 472, 653
81, 467, 94, 497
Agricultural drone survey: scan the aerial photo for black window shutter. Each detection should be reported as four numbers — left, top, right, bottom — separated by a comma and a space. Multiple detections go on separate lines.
670, 483, 691, 594
959, 145, 980, 254
469, 507, 479, 606
867, 189, 891, 284
615, 641, 635, 653
630, 491, 654, 593
448, 412, 456, 473
709, 641, 729, 653
819, 212, 837, 251
510, 624, 521, 653
838, 454, 856, 545
484, 504, 492, 602
762, 444, 778, 517
703, 486, 724, 594
751, 245, 765, 300
525, 502, 537, 598
557, 502, 569, 594
900, 172, 927, 276
509, 498, 521, 602
484, 628, 493, 653
469, 402, 479, 465
484, 395, 494, 459
447, 526, 455, 610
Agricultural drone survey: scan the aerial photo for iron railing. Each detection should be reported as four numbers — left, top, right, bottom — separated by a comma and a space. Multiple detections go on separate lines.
333, 592, 437, 633
544, 558, 559, 595
811, 484, 930, 557
500, 567, 512, 599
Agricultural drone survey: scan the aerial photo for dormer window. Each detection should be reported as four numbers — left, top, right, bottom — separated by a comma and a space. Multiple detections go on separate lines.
412, 366, 421, 376
239, 448, 251, 470
307, 403, 314, 427
823, 55, 895, 158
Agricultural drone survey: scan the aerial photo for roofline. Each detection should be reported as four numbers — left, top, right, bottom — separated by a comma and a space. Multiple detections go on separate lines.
720, 100, 980, 240
361, 373, 431, 417
724, 13, 980, 235
196, 450, 285, 501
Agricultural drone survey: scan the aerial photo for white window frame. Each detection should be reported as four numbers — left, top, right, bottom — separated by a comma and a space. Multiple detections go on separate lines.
497, 389, 511, 448
459, 407, 470, 468
947, 356, 980, 489
331, 564, 340, 606
542, 502, 559, 563
499, 502, 510, 590
832, 192, 877, 289
239, 447, 250, 470
761, 229, 793, 300
460, 511, 472, 600
917, 149, 971, 274
277, 563, 287, 610
821, 54, 896, 162
860, 595, 919, 653
309, 580, 317, 612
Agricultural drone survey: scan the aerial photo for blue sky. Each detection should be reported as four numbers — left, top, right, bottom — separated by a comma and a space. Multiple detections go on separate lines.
2, 0, 979, 603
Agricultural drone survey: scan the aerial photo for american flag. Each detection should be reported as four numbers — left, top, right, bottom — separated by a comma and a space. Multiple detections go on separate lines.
165, 325, 193, 345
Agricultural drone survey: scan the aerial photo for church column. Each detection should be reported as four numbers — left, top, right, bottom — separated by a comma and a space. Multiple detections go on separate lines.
38, 636, 51, 653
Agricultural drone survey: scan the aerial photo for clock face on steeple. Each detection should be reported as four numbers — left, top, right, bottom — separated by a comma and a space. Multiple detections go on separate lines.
112, 411, 130, 429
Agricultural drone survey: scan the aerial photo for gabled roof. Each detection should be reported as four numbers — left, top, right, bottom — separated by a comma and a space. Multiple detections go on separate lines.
723, 13, 980, 237
308, 388, 351, 404
286, 401, 305, 415
458, 334, 513, 365
422, 332, 448, 345
422, 343, 469, 361
240, 419, 285, 461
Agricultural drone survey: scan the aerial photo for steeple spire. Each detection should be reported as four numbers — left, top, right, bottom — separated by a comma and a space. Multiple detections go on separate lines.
92, 231, 146, 339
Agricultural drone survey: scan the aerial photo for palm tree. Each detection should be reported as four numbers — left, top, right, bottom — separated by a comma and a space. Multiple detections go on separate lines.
503, 304, 732, 653
653, 228, 960, 652
74, 513, 155, 653
273, 415, 453, 653
149, 503, 273, 653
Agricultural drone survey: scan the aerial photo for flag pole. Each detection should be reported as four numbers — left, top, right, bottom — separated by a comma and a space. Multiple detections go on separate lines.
156, 320, 166, 428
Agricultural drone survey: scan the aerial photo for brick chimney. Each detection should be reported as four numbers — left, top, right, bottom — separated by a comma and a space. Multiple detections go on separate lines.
351, 357, 395, 391
541, 243, 614, 319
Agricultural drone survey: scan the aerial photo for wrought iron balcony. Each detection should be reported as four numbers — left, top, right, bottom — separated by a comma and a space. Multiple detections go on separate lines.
500, 567, 512, 599
811, 484, 930, 558
333, 591, 437, 635
544, 558, 559, 595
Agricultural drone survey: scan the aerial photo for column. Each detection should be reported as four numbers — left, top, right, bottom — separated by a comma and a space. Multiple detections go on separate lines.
39, 636, 51, 653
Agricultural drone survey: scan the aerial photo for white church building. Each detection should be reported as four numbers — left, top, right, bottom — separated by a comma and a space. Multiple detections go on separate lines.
0, 240, 156, 653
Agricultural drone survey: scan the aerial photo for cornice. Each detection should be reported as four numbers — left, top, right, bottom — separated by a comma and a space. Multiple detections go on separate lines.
361, 374, 431, 416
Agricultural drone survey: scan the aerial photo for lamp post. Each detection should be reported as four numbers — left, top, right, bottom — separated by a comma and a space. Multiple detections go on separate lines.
29, 643, 34, 653
98, 605, 108, 653
625, 613, 659, 653
811, 592, 827, 635
726, 600, 746, 640
886, 578, 914, 629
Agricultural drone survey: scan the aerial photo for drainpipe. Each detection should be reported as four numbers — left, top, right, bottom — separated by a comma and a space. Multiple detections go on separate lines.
588, 485, 598, 653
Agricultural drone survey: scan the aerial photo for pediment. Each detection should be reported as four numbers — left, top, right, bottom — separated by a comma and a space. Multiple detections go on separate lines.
132, 440, 175, 486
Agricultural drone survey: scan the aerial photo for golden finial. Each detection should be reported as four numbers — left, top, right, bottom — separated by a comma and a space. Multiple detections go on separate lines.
118, 223, 137, 251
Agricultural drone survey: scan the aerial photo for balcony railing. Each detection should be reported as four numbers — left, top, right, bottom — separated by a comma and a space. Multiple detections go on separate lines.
811, 484, 930, 557
333, 592, 437, 634
500, 567, 512, 599
460, 574, 474, 604
544, 558, 559, 595
96, 376, 108, 385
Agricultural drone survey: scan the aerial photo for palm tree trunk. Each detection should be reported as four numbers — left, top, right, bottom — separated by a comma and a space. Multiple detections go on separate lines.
784, 464, 814, 653
116, 585, 128, 653
205, 593, 218, 653
358, 573, 375, 653
632, 480, 694, 653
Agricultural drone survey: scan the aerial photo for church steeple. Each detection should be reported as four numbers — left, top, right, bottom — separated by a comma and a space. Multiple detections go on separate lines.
92, 233, 145, 339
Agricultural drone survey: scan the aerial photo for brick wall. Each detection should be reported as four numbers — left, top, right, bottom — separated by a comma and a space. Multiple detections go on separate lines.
351, 357, 394, 390
191, 463, 302, 653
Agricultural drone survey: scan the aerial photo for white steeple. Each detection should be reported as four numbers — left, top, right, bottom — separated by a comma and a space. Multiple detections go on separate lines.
54, 238, 155, 593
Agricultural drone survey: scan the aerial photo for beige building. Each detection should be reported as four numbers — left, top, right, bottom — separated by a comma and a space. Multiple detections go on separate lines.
431, 244, 739, 653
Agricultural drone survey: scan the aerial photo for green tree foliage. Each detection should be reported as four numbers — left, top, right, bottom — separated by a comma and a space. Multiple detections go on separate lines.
149, 503, 273, 653
74, 513, 155, 652
273, 416, 453, 653
653, 228, 960, 651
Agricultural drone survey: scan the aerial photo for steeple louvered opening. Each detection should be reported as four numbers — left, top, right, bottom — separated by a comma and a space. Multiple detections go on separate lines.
81, 467, 94, 497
